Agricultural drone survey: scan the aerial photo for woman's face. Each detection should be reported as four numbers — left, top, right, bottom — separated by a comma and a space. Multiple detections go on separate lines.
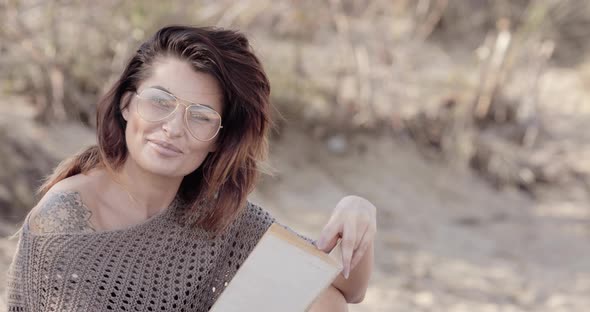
120, 57, 223, 178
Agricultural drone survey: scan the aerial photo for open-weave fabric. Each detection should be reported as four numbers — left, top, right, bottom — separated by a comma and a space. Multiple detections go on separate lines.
5, 196, 313, 312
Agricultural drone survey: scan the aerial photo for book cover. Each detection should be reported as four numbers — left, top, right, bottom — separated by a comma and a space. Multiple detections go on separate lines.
210, 223, 343, 312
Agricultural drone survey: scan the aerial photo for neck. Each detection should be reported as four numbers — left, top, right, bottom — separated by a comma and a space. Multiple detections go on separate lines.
113, 158, 183, 217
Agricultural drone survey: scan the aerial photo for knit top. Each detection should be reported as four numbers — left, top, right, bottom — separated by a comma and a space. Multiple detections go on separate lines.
5, 194, 314, 312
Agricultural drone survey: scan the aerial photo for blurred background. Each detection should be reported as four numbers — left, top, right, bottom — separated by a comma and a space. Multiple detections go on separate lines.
1, 0, 589, 311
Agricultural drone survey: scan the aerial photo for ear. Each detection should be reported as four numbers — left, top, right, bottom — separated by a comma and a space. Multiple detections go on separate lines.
119, 92, 132, 121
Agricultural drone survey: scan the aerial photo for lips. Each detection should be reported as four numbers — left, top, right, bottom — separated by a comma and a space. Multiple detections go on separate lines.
147, 139, 183, 154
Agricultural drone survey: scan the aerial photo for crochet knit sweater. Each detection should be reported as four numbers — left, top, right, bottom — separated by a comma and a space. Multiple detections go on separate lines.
5, 195, 314, 311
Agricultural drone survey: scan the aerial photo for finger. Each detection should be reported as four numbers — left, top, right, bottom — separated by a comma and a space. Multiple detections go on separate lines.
349, 226, 368, 271
340, 222, 356, 279
350, 225, 374, 271
317, 222, 342, 253
317, 232, 340, 253
320, 234, 340, 253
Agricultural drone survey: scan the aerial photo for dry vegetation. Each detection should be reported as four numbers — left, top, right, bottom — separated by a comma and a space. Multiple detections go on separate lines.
2, 0, 589, 196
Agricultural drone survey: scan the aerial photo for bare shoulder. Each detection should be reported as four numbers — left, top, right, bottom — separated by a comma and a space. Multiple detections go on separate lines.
27, 173, 99, 235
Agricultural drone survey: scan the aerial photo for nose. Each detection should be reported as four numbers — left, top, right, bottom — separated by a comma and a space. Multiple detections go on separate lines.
161, 106, 185, 138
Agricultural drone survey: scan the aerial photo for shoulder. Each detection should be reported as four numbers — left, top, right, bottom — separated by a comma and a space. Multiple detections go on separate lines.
241, 201, 276, 224
225, 201, 275, 236
26, 173, 98, 235
221, 201, 275, 240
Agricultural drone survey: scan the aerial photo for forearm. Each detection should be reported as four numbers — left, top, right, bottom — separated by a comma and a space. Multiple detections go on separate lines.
307, 285, 349, 312
332, 239, 374, 303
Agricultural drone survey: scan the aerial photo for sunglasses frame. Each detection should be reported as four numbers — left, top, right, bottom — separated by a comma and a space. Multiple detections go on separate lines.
134, 87, 223, 142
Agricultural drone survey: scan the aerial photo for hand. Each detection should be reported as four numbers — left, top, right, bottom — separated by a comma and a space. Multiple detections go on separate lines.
315, 195, 377, 279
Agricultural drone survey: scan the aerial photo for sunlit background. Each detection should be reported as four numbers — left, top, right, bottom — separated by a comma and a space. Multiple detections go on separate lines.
1, 1, 589, 311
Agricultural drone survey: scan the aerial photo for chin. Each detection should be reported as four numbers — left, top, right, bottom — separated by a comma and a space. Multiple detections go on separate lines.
141, 153, 203, 179
133, 148, 182, 177
141, 159, 182, 177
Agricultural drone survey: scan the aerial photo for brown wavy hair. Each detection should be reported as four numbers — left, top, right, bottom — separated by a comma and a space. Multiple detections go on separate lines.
37, 25, 272, 234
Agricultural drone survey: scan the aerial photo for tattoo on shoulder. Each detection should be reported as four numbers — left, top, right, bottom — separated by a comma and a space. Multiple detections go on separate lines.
29, 191, 96, 234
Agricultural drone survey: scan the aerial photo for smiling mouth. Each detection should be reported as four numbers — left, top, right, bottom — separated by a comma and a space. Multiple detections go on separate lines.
147, 140, 183, 156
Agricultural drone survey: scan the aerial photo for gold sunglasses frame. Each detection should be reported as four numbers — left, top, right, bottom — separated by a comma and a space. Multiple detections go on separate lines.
134, 87, 223, 142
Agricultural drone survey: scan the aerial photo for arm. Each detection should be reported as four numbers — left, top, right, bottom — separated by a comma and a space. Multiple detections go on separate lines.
316, 195, 377, 304
6, 230, 29, 311
331, 238, 373, 303
307, 285, 349, 312
3, 190, 92, 310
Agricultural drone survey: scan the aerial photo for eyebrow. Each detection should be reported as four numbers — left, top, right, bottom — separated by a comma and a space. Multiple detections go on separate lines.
151, 85, 215, 110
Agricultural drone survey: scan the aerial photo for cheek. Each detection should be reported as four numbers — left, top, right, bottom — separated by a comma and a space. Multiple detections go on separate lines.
125, 116, 141, 143
125, 114, 158, 154
126, 112, 156, 137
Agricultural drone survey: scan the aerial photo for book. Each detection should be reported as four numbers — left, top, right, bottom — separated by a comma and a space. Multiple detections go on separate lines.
210, 223, 343, 312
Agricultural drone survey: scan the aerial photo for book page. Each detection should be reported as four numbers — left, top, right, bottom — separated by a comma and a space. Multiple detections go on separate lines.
210, 223, 343, 312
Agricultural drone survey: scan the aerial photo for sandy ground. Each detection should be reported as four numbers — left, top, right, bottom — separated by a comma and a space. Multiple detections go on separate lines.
250, 128, 590, 312
1, 116, 589, 311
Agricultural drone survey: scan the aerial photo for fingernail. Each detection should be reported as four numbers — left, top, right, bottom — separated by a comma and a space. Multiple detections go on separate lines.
344, 270, 349, 279
316, 239, 324, 249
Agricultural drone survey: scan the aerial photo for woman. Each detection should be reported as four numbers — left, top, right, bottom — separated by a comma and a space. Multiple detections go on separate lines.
5, 25, 376, 311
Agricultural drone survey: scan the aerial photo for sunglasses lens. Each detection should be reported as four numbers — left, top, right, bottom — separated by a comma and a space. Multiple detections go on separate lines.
137, 88, 177, 121
186, 105, 221, 141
